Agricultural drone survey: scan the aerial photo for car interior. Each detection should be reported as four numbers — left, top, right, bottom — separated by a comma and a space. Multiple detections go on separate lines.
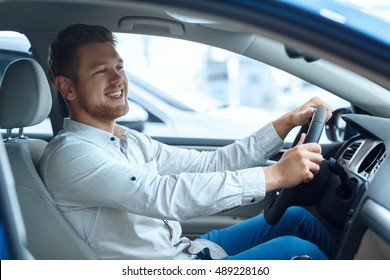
0, 0, 389, 260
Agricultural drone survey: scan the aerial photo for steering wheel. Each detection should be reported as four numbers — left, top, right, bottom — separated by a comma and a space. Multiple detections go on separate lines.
263, 106, 328, 225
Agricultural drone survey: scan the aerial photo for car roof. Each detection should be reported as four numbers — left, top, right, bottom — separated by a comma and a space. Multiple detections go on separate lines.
282, 0, 390, 45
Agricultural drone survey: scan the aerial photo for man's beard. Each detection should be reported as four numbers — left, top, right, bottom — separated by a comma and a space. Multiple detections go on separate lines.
78, 93, 129, 122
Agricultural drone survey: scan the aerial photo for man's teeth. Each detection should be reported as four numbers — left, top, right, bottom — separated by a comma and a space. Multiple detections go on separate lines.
107, 91, 121, 97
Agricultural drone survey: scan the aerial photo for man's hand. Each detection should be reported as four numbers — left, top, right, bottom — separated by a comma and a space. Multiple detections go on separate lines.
263, 134, 323, 192
272, 97, 333, 140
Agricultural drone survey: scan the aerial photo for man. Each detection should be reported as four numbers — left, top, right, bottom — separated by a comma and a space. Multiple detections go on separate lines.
39, 24, 336, 260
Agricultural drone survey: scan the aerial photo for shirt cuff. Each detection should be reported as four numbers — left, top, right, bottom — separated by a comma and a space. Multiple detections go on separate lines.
239, 167, 266, 205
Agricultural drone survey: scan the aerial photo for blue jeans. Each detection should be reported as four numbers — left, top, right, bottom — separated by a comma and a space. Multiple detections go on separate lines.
197, 206, 337, 260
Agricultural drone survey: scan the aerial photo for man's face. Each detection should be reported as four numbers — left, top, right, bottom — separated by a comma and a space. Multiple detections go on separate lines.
72, 42, 129, 122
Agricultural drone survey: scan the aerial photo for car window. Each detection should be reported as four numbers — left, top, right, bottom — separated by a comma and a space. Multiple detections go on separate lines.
116, 33, 350, 143
0, 31, 53, 138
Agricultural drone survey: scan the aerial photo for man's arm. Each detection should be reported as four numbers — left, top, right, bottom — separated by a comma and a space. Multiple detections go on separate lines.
265, 97, 333, 191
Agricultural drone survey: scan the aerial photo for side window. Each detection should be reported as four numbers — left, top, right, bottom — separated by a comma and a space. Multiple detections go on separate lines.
115, 33, 350, 143
0, 31, 53, 138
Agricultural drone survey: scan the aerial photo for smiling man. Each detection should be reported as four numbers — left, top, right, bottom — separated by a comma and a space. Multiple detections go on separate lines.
39, 24, 336, 260
50, 29, 129, 131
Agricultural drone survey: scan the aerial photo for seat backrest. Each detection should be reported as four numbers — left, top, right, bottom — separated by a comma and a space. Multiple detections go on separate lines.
0, 58, 97, 259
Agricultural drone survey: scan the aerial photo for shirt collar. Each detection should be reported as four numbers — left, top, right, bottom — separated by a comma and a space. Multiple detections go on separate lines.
62, 118, 136, 145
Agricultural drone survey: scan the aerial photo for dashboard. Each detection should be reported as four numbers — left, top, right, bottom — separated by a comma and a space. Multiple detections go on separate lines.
328, 114, 390, 259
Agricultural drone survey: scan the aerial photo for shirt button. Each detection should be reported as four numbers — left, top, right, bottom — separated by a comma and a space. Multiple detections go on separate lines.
110, 137, 115, 141
250, 198, 256, 203
130, 176, 136, 181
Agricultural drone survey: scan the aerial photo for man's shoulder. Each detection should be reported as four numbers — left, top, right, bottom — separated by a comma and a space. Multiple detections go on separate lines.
48, 129, 77, 146
39, 130, 103, 171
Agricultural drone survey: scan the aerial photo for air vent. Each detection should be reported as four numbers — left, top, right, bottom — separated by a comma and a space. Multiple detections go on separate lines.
358, 142, 386, 180
342, 141, 362, 161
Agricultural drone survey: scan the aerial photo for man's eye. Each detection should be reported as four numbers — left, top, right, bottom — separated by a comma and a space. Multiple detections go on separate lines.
96, 69, 106, 74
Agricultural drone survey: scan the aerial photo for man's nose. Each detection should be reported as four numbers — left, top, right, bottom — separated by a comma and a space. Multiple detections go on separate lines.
111, 69, 124, 84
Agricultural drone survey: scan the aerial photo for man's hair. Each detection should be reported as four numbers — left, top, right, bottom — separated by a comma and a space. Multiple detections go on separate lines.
48, 24, 117, 82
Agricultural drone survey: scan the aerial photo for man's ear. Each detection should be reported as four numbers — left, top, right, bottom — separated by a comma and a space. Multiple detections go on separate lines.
54, 76, 76, 101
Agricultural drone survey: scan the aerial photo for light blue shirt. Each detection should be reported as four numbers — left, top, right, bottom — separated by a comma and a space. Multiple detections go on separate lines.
39, 118, 283, 259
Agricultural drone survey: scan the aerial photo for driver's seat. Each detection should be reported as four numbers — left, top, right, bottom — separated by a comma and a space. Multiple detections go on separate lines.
0, 58, 97, 259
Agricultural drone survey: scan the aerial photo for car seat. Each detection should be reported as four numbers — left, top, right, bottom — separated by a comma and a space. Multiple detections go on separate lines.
0, 58, 97, 259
